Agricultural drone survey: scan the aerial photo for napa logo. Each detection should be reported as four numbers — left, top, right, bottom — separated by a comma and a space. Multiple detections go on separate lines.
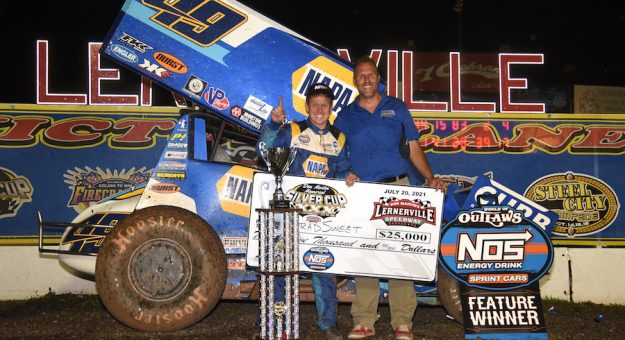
303, 247, 335, 270
216, 165, 257, 217
292, 56, 357, 121
303, 155, 328, 178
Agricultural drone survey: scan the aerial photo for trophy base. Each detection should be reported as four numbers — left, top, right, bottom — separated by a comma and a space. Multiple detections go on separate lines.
270, 199, 291, 209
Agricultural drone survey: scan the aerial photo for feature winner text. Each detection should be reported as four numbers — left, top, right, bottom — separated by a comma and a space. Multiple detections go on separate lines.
467, 295, 540, 327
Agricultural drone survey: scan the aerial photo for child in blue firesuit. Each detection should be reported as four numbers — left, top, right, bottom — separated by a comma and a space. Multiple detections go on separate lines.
256, 83, 351, 340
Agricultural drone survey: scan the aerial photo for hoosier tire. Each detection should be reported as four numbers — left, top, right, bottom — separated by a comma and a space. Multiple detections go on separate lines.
95, 206, 227, 332
437, 267, 464, 325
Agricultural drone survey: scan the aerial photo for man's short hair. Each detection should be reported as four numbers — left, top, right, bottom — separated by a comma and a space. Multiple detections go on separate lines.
306, 83, 334, 103
353, 55, 380, 76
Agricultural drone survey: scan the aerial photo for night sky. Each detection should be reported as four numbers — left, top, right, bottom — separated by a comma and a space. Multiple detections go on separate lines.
1, 0, 624, 104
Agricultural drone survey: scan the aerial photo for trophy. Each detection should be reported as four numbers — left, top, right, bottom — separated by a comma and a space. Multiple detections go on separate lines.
259, 145, 297, 208
257, 144, 301, 339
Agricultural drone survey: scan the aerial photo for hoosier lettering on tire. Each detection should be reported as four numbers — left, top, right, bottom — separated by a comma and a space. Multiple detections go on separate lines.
95, 206, 227, 332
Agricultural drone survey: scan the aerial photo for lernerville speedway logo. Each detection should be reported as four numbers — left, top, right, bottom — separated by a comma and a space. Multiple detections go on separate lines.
0, 167, 34, 219
371, 197, 436, 228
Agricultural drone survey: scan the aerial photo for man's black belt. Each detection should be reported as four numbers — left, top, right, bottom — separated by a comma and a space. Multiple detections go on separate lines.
378, 174, 408, 183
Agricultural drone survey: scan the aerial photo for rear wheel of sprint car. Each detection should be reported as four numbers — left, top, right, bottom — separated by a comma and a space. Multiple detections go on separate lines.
95, 206, 227, 332
437, 267, 464, 325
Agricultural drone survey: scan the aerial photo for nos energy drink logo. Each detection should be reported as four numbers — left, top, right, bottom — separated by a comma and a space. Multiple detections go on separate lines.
292, 56, 357, 122
303, 247, 335, 270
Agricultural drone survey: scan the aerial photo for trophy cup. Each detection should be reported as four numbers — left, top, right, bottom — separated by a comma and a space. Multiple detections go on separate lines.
259, 145, 297, 208
257, 144, 301, 339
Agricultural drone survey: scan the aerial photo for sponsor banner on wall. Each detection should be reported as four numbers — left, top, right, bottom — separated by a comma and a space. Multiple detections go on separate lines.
0, 105, 177, 242
574, 85, 625, 113
413, 112, 625, 246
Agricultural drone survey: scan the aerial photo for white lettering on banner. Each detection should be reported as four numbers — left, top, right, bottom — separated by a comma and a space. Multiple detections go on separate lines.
467, 295, 540, 327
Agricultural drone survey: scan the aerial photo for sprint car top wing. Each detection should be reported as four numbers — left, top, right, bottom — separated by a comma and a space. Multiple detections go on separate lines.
100, 0, 364, 134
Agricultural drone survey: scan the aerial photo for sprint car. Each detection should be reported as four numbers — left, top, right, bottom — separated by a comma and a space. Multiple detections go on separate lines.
39, 109, 462, 331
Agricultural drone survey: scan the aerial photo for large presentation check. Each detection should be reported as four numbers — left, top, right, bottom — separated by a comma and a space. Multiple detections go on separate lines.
246, 173, 444, 281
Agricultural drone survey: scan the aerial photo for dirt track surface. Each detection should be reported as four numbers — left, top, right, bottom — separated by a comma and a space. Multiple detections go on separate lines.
0, 294, 623, 339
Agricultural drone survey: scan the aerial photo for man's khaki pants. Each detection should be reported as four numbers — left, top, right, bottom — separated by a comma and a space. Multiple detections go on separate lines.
350, 277, 416, 329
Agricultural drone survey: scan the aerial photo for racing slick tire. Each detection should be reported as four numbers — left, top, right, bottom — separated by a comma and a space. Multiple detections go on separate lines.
95, 206, 227, 332
437, 266, 464, 325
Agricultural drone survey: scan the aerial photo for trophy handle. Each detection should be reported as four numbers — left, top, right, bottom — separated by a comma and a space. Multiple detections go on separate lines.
260, 180, 272, 208
286, 147, 297, 171
258, 142, 271, 172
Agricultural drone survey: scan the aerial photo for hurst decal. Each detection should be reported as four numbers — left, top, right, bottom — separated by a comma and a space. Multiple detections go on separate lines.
64, 166, 152, 213
216, 165, 256, 217
0, 167, 34, 219
525, 172, 619, 237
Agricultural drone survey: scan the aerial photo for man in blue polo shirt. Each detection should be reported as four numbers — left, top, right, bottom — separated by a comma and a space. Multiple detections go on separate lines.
334, 56, 446, 340
256, 83, 349, 340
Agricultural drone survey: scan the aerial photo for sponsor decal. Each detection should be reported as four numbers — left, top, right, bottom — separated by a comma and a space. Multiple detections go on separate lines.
298, 134, 310, 144
118, 32, 153, 53
153, 51, 188, 73
109, 43, 138, 63
167, 142, 188, 149
64, 166, 151, 213
303, 247, 335, 270
380, 110, 395, 117
371, 197, 436, 228
142, 0, 247, 47
157, 161, 186, 171
156, 171, 186, 180
244, 95, 273, 120
524, 172, 619, 237
164, 150, 187, 159
230, 106, 243, 118
291, 56, 357, 119
223, 236, 247, 250
302, 155, 328, 178
216, 165, 256, 217
0, 167, 34, 219
183, 75, 208, 97
439, 206, 553, 290
229, 106, 263, 130
148, 182, 180, 194
204, 87, 230, 110
286, 183, 346, 217
227, 257, 246, 270
138, 59, 170, 78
